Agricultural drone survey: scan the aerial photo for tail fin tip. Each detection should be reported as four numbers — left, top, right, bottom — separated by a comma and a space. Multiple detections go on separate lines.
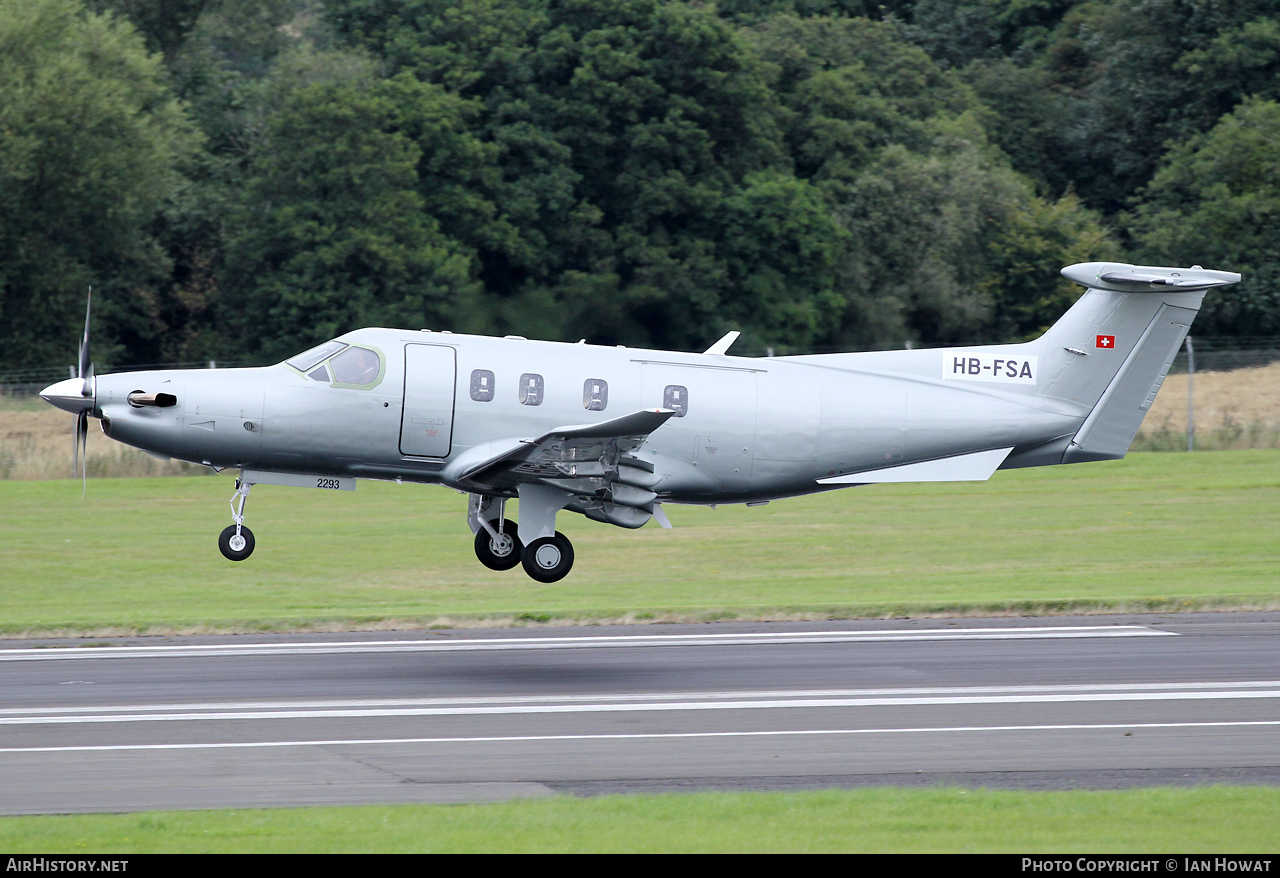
1062, 262, 1242, 292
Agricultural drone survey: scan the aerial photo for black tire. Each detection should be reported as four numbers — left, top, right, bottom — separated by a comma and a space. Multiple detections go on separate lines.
521, 532, 574, 583
474, 519, 522, 571
218, 524, 255, 561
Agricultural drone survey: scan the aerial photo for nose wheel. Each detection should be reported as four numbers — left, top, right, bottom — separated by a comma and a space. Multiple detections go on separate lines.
219, 479, 255, 561
219, 524, 255, 561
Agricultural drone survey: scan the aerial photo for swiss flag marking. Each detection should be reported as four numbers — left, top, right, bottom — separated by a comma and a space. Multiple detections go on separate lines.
1096, 335, 1116, 349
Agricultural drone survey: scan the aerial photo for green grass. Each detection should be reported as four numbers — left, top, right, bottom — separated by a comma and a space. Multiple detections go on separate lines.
2, 787, 1278, 852
1, 449, 1278, 635
3, 452, 1278, 852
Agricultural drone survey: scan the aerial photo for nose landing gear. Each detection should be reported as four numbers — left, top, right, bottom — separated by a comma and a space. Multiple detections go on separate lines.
219, 480, 255, 561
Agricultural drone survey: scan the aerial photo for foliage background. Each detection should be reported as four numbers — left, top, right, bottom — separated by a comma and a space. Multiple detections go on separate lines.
2, 0, 1276, 369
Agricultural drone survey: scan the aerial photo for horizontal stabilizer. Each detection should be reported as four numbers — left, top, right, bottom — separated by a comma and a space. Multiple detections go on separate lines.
817, 447, 1013, 485
1061, 263, 1241, 293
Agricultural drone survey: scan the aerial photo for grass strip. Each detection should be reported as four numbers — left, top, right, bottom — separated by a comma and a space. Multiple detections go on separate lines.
1, 450, 1277, 636
1, 787, 1278, 853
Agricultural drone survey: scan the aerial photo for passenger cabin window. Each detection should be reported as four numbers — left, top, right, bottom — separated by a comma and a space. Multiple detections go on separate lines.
519, 373, 544, 406
471, 369, 495, 401
583, 379, 608, 411
663, 384, 688, 417
329, 346, 381, 385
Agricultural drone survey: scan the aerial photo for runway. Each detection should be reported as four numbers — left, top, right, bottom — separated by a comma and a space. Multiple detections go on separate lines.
2, 614, 1278, 814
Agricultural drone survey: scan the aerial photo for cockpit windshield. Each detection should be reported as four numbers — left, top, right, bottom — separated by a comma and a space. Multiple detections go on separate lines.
285, 341, 347, 373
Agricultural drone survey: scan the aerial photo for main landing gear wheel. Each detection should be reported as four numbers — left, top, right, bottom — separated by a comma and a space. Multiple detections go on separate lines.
218, 524, 255, 561
521, 532, 574, 583
474, 519, 522, 571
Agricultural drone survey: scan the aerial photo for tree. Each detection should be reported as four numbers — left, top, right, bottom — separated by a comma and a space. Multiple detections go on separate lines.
718, 171, 847, 352
0, 0, 199, 369
824, 117, 1118, 350
959, 59, 1075, 198
830, 139, 1015, 349
83, 0, 211, 61
984, 191, 1122, 340
1127, 98, 1280, 336
901, 0, 1086, 70
745, 14, 981, 188
1045, 0, 1280, 214
326, 0, 835, 352
221, 65, 487, 363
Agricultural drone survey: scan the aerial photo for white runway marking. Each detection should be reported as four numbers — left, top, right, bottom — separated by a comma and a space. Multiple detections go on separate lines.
6, 680, 1271, 718
0, 626, 1176, 661
3, 720, 1278, 754
2, 681, 1275, 726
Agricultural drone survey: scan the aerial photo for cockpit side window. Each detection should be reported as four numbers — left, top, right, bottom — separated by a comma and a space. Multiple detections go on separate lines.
286, 341, 347, 373
329, 346, 384, 388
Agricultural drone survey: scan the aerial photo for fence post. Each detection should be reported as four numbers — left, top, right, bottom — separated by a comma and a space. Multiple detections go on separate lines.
1185, 336, 1195, 452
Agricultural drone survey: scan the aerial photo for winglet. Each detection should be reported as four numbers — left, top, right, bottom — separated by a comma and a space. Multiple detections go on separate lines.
703, 331, 740, 356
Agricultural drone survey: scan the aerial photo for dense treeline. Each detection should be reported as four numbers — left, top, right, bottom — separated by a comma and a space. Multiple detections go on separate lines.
2, 0, 1277, 370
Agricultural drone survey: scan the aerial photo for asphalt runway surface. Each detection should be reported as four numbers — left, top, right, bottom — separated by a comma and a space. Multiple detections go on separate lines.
2, 613, 1279, 814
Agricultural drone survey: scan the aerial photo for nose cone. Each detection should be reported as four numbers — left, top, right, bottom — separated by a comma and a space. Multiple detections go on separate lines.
40, 377, 95, 414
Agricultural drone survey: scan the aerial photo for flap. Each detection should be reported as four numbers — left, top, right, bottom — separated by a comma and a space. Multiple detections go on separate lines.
443, 408, 676, 493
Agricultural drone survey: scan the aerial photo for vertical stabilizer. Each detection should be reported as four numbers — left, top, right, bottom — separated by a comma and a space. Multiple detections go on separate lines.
1033, 263, 1240, 463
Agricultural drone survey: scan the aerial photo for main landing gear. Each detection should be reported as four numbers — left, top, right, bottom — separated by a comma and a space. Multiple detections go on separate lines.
520, 532, 574, 583
474, 517, 522, 570
212, 478, 579, 580
468, 488, 575, 582
219, 479, 255, 561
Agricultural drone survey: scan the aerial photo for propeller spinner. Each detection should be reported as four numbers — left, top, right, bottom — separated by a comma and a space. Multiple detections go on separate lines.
39, 289, 96, 490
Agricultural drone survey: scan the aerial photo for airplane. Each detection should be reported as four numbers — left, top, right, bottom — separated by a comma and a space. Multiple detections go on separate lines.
40, 261, 1239, 582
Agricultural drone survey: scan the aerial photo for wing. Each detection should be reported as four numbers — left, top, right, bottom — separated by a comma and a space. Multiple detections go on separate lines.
441, 408, 676, 496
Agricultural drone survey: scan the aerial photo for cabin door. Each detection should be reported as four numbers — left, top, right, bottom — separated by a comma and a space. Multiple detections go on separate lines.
400, 344, 457, 458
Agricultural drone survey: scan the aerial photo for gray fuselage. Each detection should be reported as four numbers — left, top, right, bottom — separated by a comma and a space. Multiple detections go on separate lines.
95, 329, 1083, 504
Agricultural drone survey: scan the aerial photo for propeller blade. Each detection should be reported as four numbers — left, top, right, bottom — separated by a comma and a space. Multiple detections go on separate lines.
79, 288, 93, 396
77, 411, 89, 497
